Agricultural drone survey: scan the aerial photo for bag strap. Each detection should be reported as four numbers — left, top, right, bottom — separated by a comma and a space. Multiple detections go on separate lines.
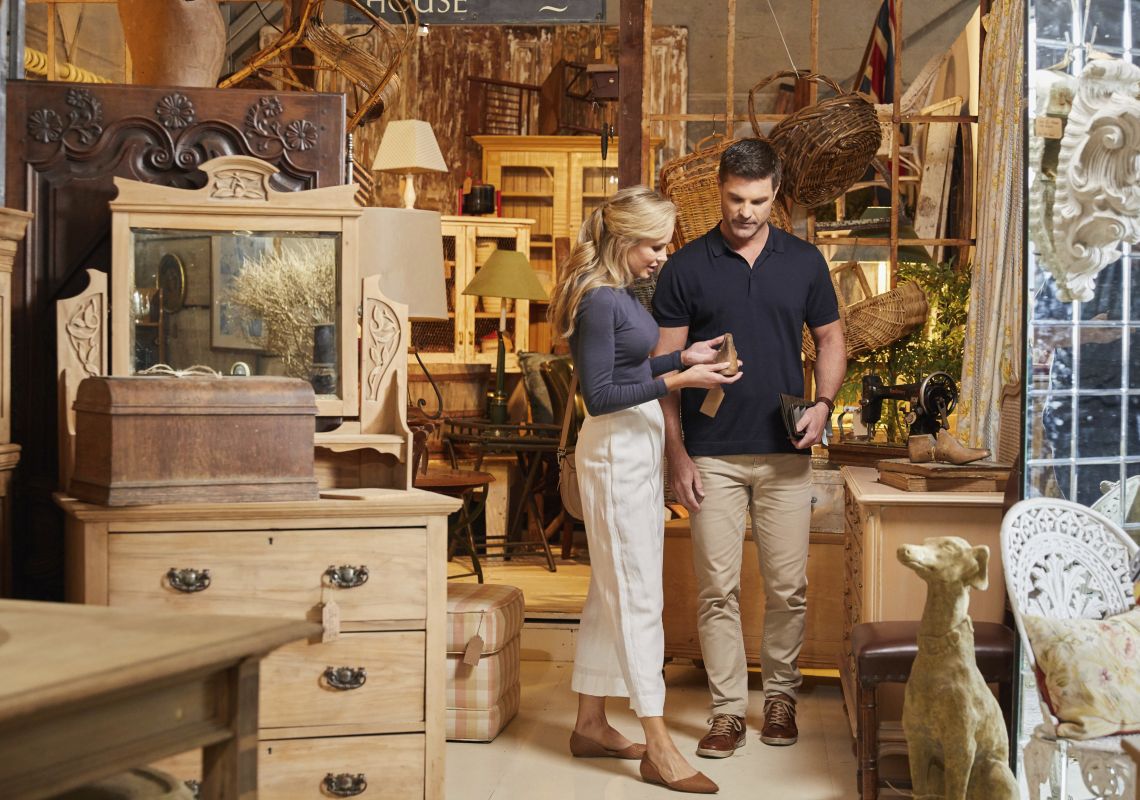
558, 374, 579, 457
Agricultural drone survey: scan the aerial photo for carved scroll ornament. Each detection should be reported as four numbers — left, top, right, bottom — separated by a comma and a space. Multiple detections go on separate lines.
365, 301, 400, 402
26, 88, 320, 191
1036, 60, 1140, 302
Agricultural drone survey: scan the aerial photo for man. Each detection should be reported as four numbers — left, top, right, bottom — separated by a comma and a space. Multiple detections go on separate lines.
652, 138, 846, 754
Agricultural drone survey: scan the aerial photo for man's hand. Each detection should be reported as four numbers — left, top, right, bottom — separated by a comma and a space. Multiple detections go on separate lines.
793, 403, 830, 449
669, 449, 705, 513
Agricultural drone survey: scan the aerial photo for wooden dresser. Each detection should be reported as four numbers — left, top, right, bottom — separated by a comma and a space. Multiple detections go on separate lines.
838, 465, 1006, 765
59, 489, 461, 800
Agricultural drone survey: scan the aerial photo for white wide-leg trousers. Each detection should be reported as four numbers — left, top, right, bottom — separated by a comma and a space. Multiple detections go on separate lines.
570, 400, 666, 718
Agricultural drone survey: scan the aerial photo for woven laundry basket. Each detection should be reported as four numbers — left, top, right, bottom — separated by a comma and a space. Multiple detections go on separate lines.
748, 70, 881, 209
658, 134, 792, 249
801, 262, 929, 360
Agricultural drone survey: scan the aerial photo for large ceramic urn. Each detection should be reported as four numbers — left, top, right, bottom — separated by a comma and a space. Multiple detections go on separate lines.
117, 0, 226, 87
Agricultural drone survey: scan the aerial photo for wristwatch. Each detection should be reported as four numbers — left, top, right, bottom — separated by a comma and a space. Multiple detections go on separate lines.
814, 396, 835, 414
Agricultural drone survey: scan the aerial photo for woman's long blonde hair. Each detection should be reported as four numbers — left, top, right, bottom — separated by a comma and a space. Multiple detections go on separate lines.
549, 186, 676, 340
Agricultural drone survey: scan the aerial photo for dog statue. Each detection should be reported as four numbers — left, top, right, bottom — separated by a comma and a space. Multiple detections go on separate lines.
897, 537, 1017, 800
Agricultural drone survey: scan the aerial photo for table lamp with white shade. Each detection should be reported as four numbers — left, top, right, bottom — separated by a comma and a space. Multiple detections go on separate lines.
372, 119, 448, 209
462, 249, 548, 424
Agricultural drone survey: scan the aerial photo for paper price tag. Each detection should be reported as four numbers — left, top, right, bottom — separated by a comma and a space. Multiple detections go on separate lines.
322, 600, 340, 643
462, 633, 484, 667
462, 176, 473, 195
1034, 116, 1063, 140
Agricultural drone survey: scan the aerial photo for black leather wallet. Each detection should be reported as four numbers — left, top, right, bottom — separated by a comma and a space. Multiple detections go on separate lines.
778, 393, 815, 441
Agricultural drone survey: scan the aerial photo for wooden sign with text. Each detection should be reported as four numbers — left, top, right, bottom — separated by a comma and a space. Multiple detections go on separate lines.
355, 0, 605, 25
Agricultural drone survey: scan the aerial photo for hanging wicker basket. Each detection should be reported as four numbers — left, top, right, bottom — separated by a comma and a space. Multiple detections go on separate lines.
801, 263, 929, 361
658, 134, 792, 249
749, 70, 881, 209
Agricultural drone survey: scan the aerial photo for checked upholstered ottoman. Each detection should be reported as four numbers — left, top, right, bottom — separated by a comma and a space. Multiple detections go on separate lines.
446, 582, 525, 742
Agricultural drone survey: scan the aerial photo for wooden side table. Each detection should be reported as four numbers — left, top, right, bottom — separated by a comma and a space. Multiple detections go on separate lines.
442, 419, 560, 572
0, 599, 317, 800
415, 466, 495, 583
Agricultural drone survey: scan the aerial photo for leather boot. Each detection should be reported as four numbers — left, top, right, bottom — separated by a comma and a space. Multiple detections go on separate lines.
933, 428, 990, 465
908, 434, 936, 463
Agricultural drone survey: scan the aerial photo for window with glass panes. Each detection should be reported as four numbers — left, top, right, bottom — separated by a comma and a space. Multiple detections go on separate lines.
1026, 0, 1140, 541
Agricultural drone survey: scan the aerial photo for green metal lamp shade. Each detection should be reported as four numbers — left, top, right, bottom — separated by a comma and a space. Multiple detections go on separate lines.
461, 249, 549, 302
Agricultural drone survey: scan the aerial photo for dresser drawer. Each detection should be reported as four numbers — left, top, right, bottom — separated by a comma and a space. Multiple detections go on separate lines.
260, 631, 426, 731
260, 733, 424, 799
107, 528, 427, 622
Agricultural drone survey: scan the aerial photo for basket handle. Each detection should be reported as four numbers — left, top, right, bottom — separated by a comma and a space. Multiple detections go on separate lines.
694, 132, 729, 152
748, 70, 844, 137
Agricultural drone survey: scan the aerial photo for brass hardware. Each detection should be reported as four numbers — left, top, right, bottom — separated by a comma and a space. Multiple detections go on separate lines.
323, 666, 367, 690
323, 773, 367, 797
166, 567, 211, 593
324, 564, 369, 589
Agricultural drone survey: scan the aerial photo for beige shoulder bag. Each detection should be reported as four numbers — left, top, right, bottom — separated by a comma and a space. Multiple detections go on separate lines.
557, 374, 583, 521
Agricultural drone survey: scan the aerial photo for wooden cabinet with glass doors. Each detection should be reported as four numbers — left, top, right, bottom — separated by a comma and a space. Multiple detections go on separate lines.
408, 215, 533, 372
475, 135, 660, 353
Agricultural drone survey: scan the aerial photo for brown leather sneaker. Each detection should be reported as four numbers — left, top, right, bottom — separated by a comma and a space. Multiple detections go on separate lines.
695, 714, 746, 758
761, 695, 798, 746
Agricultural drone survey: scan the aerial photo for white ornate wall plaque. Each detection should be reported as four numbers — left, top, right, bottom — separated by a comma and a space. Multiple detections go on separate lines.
1035, 60, 1140, 302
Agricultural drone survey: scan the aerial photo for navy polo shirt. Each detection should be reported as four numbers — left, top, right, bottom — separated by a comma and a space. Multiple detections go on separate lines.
652, 224, 839, 456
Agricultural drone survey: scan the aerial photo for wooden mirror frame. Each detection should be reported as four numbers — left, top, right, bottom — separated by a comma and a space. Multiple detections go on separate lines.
109, 155, 361, 419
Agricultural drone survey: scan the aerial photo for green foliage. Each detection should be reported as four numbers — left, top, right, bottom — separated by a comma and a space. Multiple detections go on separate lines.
835, 260, 972, 442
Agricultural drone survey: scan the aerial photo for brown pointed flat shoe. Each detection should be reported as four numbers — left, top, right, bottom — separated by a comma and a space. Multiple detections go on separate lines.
640, 756, 719, 794
569, 730, 647, 759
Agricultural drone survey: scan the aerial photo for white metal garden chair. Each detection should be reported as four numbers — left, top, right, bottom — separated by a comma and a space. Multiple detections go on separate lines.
1001, 498, 1139, 800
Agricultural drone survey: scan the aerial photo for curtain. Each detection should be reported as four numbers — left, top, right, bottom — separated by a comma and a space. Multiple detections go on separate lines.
957, 0, 1024, 454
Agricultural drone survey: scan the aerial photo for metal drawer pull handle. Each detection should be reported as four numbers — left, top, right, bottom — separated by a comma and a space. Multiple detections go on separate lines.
323, 666, 367, 690
166, 567, 211, 593
324, 564, 369, 589
323, 773, 367, 797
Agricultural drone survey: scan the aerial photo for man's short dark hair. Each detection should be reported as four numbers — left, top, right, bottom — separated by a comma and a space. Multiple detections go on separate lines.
718, 138, 782, 188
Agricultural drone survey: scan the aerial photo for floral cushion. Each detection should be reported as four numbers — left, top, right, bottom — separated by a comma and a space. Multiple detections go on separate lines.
1024, 605, 1140, 739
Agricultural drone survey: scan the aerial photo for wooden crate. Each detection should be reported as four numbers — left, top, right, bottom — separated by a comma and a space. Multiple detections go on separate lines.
69, 375, 319, 505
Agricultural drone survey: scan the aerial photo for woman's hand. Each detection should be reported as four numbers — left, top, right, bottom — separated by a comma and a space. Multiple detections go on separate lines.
680, 334, 727, 367
665, 361, 744, 392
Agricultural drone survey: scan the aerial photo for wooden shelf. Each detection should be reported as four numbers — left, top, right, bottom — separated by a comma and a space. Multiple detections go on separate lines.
500, 191, 555, 199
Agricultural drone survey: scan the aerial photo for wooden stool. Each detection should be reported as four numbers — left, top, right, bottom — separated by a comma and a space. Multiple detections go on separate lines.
415, 467, 494, 583
848, 620, 1016, 799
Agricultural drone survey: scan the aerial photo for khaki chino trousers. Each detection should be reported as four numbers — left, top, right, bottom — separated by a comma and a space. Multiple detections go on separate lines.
690, 453, 813, 715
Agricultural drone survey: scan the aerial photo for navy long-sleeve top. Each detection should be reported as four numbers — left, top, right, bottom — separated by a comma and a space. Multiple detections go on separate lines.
569, 286, 683, 416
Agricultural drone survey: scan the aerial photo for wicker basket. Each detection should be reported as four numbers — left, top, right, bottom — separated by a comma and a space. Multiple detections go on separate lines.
658, 134, 792, 249
801, 264, 928, 360
749, 70, 881, 209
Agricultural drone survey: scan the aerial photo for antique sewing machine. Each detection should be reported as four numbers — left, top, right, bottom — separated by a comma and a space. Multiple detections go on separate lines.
859, 371, 959, 437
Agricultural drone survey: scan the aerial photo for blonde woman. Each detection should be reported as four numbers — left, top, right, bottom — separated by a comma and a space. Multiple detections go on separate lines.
549, 186, 740, 794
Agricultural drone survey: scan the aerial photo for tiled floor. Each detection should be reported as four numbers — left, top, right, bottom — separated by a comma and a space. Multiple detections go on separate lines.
446, 660, 862, 799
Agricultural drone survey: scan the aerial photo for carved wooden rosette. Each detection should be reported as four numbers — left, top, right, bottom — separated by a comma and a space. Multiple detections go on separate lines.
56, 269, 108, 490
1043, 60, 1140, 302
25, 88, 327, 193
